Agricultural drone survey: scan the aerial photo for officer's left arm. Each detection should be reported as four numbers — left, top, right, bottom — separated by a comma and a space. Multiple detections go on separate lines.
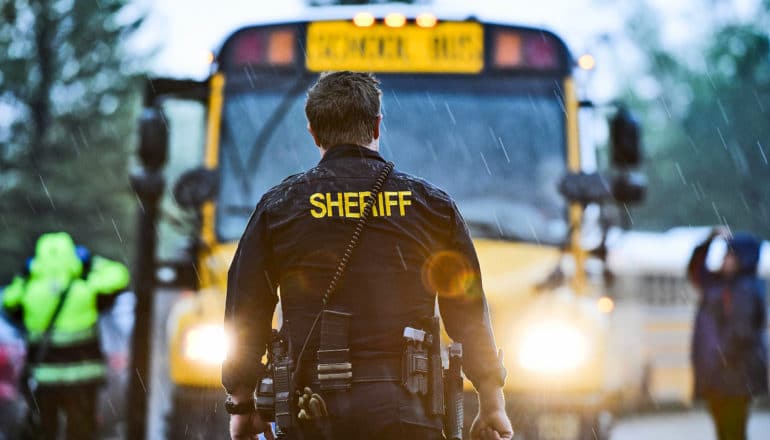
86, 256, 130, 311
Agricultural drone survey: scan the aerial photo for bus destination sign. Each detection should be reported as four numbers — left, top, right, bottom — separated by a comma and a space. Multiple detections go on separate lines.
306, 21, 484, 74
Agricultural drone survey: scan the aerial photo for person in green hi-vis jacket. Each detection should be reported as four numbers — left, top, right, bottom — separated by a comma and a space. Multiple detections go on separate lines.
1, 232, 129, 440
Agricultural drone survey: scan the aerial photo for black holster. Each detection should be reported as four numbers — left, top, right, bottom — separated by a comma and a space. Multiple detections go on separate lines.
443, 342, 464, 440
402, 317, 464, 439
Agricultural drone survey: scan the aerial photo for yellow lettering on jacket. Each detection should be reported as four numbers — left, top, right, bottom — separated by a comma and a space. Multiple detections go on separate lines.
309, 191, 412, 219
310, 193, 327, 218
326, 192, 344, 217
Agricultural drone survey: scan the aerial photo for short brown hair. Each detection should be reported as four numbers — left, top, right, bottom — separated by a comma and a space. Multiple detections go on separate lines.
305, 71, 382, 148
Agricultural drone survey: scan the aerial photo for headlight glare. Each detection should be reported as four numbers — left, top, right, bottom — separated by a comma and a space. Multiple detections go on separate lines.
183, 324, 229, 365
517, 321, 589, 374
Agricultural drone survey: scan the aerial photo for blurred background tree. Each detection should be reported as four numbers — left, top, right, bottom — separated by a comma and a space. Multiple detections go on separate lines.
619, 0, 770, 237
0, 0, 144, 283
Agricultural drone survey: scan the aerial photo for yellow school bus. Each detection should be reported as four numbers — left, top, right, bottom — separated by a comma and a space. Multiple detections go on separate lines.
139, 3, 647, 439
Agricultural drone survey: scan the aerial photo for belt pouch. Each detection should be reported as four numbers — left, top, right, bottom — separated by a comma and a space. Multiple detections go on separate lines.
317, 310, 352, 391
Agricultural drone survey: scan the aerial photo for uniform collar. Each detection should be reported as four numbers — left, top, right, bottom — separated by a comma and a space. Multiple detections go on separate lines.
319, 144, 386, 164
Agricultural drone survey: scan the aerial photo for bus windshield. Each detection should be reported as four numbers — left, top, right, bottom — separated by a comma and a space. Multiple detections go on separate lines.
217, 75, 567, 245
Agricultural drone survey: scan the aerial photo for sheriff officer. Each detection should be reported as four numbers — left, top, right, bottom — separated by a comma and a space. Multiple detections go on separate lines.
223, 71, 512, 440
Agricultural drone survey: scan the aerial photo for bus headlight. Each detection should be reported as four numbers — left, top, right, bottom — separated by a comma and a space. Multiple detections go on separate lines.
517, 321, 589, 374
183, 324, 229, 365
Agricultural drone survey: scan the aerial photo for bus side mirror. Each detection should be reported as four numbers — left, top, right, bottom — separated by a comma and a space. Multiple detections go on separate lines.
138, 107, 169, 171
173, 167, 219, 209
610, 108, 641, 168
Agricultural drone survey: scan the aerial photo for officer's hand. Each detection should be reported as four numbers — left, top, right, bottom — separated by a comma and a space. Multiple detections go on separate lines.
470, 409, 513, 440
230, 412, 274, 440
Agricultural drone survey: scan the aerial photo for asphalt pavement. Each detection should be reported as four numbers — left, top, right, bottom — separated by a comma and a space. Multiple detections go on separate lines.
611, 410, 770, 440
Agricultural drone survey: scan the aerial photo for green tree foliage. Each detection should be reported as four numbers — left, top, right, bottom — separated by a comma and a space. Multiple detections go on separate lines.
0, 0, 144, 283
622, 0, 770, 237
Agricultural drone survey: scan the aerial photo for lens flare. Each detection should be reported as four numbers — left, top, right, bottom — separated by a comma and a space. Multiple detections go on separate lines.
422, 251, 477, 298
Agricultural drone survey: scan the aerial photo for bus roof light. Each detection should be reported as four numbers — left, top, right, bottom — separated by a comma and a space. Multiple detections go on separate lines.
268, 29, 296, 65
494, 31, 523, 67
384, 13, 407, 28
416, 13, 437, 28
353, 12, 375, 27
524, 34, 558, 69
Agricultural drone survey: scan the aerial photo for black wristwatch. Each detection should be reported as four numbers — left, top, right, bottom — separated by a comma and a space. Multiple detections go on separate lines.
225, 395, 256, 415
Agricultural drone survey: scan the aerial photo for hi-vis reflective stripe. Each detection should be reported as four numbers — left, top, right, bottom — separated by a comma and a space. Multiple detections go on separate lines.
310, 191, 412, 219
33, 361, 107, 384
28, 327, 98, 346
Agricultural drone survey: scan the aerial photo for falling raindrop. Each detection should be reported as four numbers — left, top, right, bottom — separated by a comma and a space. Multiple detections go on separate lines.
425, 91, 436, 110
739, 193, 750, 213
757, 141, 768, 165
112, 218, 123, 243
479, 152, 491, 175
712, 202, 722, 223
395, 245, 407, 271
498, 137, 510, 163
716, 127, 728, 150
674, 162, 686, 185
391, 90, 402, 109
623, 204, 634, 226
659, 95, 672, 119
443, 102, 456, 125
39, 175, 55, 209
716, 98, 730, 125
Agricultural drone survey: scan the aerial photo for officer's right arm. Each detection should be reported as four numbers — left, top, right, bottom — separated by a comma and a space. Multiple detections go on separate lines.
436, 201, 505, 390
222, 201, 278, 397
437, 201, 511, 439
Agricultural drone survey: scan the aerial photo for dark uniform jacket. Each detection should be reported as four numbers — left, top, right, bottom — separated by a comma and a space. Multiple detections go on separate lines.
689, 233, 768, 399
223, 145, 504, 432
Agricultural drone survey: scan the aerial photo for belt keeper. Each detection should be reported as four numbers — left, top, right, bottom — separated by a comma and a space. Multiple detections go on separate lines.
317, 310, 352, 390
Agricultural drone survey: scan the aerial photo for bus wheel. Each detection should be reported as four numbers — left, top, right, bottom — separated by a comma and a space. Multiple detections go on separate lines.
166, 385, 230, 440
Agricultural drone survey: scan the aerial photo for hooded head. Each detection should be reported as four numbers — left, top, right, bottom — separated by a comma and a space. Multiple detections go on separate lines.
725, 232, 761, 276
29, 232, 82, 279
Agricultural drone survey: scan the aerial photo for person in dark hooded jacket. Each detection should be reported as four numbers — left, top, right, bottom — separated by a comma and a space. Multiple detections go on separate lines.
688, 228, 768, 440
